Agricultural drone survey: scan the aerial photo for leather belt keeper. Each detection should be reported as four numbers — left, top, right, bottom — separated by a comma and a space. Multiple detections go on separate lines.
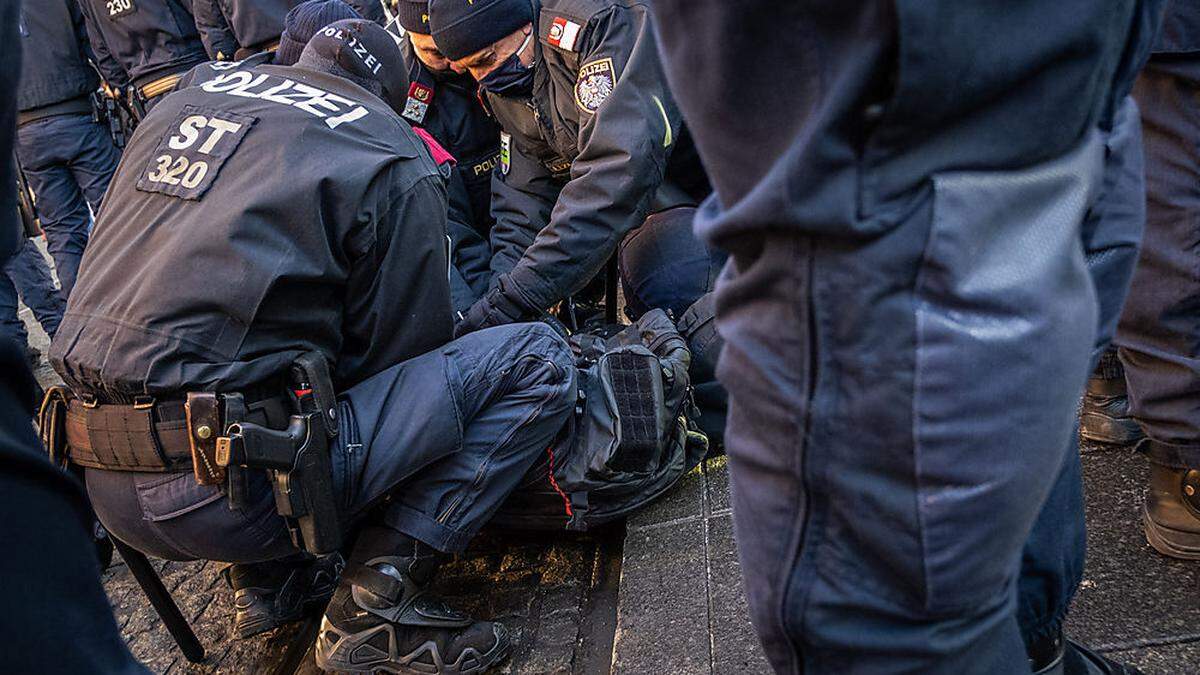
64, 400, 192, 472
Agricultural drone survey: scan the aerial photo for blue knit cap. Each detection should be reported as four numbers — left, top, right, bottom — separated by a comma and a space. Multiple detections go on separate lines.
276, 0, 362, 66
428, 0, 533, 61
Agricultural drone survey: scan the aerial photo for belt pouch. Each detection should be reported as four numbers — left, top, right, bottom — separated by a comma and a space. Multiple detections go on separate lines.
186, 392, 226, 485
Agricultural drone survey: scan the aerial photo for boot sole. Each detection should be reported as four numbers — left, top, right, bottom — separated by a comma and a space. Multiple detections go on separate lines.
1142, 507, 1200, 561
315, 620, 511, 674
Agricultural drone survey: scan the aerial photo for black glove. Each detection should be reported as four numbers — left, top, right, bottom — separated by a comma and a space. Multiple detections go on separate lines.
454, 275, 536, 338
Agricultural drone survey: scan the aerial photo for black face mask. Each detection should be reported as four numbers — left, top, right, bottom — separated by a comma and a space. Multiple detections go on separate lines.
478, 31, 535, 97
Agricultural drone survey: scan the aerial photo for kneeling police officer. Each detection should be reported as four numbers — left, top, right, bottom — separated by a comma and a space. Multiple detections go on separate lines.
48, 19, 575, 674
427, 0, 712, 335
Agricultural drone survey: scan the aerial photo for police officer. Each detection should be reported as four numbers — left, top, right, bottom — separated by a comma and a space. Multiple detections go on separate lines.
1103, 2, 1200, 560
193, 0, 305, 61
50, 20, 574, 673
16, 0, 122, 300
275, 0, 363, 66
427, 0, 710, 336
0, 237, 64, 366
394, 0, 500, 313
193, 0, 383, 62
0, 1, 143, 669
649, 1, 1160, 674
77, 0, 209, 117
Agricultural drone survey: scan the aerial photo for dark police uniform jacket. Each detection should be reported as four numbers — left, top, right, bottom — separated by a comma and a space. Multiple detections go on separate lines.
77, 0, 208, 90
400, 38, 501, 237
193, 0, 302, 61
17, 0, 99, 119
50, 60, 454, 397
484, 0, 707, 313
1151, 0, 1200, 81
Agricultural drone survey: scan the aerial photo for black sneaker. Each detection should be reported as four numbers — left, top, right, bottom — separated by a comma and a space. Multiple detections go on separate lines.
223, 553, 343, 639
1143, 463, 1200, 560
1080, 350, 1143, 447
315, 555, 509, 674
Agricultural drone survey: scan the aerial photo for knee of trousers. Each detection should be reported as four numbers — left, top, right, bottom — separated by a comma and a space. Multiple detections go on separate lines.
468, 322, 578, 397
619, 206, 722, 318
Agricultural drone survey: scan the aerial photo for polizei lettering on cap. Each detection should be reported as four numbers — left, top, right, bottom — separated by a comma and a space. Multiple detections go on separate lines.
199, 71, 370, 128
319, 27, 383, 74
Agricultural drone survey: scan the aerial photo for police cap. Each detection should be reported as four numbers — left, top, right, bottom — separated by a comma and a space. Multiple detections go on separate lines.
296, 19, 411, 116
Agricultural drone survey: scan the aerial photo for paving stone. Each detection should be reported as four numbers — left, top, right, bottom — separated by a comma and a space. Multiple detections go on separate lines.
705, 456, 731, 515
612, 519, 710, 674
1066, 448, 1200, 649
1104, 640, 1200, 674
628, 462, 706, 529
707, 514, 769, 675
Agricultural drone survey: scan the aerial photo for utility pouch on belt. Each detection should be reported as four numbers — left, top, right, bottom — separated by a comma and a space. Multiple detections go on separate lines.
216, 352, 342, 555
185, 392, 225, 485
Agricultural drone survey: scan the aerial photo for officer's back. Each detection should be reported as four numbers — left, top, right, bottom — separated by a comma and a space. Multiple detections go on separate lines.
51, 50, 453, 398
77, 0, 208, 91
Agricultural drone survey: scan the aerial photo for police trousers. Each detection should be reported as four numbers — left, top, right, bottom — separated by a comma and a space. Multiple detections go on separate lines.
0, 237, 64, 346
1117, 63, 1200, 469
1019, 97, 1146, 651
85, 323, 576, 562
15, 113, 120, 298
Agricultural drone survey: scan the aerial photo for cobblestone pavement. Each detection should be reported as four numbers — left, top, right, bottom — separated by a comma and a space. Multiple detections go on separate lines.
101, 528, 623, 674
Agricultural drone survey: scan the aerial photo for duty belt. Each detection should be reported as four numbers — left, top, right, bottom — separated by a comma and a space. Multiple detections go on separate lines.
139, 73, 182, 101
40, 387, 286, 474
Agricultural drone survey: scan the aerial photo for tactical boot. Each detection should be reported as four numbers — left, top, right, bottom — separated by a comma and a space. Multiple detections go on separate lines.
1080, 349, 1143, 447
1143, 463, 1200, 560
1030, 631, 1144, 675
223, 553, 343, 639
315, 531, 509, 674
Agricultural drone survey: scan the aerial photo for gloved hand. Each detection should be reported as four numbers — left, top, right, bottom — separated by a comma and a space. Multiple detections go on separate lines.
454, 275, 536, 338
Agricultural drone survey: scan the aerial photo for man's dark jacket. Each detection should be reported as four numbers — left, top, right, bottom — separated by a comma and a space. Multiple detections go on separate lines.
193, 0, 301, 60
51, 60, 454, 397
77, 0, 208, 89
400, 38, 501, 236
17, 0, 99, 115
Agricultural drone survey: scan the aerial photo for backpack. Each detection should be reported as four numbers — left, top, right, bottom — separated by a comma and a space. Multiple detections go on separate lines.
492, 309, 708, 530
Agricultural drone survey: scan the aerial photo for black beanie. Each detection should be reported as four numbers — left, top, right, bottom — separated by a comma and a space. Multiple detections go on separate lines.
277, 0, 362, 66
296, 19, 411, 115
428, 0, 532, 61
395, 0, 430, 34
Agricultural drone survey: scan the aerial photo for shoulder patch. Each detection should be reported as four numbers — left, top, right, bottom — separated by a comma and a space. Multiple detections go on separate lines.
575, 57, 614, 114
546, 16, 584, 51
403, 82, 434, 124
538, 6, 592, 53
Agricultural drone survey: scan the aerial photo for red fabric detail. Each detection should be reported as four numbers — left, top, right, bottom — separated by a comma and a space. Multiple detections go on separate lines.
413, 126, 456, 167
546, 445, 573, 518
293, 388, 313, 397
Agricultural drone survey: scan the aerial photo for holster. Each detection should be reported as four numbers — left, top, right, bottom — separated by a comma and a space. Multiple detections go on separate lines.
216, 352, 342, 555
